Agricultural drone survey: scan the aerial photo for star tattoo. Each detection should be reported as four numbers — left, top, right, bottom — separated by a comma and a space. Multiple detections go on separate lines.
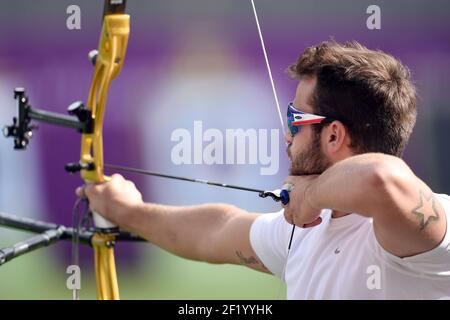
411, 190, 440, 230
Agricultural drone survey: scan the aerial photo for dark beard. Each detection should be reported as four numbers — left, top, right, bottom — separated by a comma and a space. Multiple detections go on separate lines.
288, 131, 330, 175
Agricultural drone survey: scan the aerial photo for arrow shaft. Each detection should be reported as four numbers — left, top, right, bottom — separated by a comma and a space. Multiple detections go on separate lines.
104, 163, 266, 194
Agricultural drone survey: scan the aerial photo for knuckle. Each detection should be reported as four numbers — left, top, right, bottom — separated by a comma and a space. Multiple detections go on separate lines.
111, 173, 124, 181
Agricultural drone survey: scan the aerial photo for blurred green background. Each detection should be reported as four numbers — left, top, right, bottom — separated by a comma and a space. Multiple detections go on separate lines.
0, 230, 282, 299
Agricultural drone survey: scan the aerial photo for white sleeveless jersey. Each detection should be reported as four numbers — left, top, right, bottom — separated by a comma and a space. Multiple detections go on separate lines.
250, 194, 450, 299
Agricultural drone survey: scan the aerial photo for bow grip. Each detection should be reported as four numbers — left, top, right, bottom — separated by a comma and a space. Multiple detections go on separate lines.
86, 176, 118, 232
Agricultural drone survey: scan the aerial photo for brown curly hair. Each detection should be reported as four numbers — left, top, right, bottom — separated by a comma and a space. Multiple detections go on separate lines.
288, 40, 417, 157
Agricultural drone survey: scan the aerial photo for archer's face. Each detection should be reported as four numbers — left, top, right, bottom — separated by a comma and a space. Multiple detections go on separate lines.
285, 75, 331, 175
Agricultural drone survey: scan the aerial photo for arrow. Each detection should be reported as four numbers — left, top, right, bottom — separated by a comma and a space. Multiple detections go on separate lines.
103, 163, 291, 205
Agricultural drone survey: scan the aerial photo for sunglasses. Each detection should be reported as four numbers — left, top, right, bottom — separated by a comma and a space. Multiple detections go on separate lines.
287, 102, 334, 136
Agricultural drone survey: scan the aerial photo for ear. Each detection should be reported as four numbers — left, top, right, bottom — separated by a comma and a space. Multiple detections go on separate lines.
322, 121, 350, 156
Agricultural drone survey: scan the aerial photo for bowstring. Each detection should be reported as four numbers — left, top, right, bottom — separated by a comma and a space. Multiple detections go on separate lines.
250, 0, 286, 134
250, 0, 295, 300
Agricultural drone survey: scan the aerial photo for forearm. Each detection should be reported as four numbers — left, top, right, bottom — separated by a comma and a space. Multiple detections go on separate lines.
306, 153, 403, 217
114, 202, 246, 262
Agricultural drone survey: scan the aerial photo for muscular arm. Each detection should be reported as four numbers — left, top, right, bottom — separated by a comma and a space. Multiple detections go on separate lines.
120, 203, 269, 272
81, 175, 271, 273
306, 153, 447, 257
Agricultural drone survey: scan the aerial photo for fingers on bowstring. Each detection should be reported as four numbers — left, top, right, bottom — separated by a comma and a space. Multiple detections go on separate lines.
302, 217, 322, 228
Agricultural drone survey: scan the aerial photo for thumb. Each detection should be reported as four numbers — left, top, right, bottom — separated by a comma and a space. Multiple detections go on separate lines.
75, 183, 96, 199
75, 185, 86, 198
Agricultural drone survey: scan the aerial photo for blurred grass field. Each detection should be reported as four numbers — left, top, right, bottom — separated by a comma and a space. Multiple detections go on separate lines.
0, 231, 284, 300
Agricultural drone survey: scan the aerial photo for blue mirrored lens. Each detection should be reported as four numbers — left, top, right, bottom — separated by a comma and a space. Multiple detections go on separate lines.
287, 103, 300, 136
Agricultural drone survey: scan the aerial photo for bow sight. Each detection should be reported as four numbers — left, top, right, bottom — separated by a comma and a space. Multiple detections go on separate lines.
3, 88, 96, 174
3, 88, 93, 149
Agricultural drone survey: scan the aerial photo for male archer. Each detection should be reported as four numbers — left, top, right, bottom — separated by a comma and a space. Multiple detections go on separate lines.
77, 41, 450, 299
